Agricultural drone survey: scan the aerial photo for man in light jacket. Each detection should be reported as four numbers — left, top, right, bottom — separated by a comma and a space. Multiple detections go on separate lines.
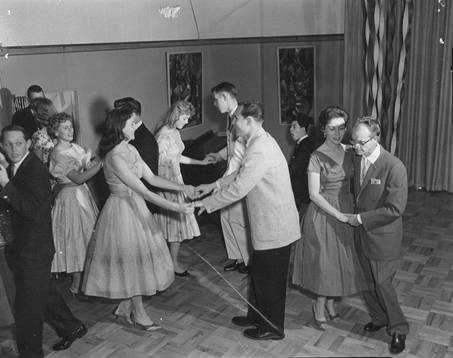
195, 102, 300, 340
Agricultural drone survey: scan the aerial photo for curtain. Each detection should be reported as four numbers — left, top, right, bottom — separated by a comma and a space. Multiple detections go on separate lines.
343, 0, 366, 127
344, 0, 413, 151
397, 0, 453, 192
362, 0, 413, 151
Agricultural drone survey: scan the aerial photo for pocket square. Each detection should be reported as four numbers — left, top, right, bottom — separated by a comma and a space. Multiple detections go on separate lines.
370, 178, 381, 185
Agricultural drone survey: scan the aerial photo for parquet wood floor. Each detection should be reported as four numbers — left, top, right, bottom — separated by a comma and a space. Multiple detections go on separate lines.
1, 189, 452, 357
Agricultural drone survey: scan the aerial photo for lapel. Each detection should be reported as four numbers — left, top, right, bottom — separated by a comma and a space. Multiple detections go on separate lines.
293, 137, 309, 155
357, 148, 386, 199
12, 152, 34, 182
134, 123, 145, 139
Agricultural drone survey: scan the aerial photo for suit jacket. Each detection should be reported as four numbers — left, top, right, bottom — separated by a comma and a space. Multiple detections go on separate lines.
289, 136, 314, 206
129, 123, 159, 213
11, 107, 38, 139
1, 153, 54, 264
203, 127, 300, 250
353, 146, 408, 260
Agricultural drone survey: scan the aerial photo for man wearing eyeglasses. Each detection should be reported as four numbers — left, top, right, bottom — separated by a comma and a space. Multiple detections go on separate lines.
348, 117, 408, 355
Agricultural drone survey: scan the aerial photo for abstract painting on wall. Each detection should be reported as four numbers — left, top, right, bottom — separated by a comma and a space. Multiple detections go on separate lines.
277, 46, 315, 125
167, 52, 202, 128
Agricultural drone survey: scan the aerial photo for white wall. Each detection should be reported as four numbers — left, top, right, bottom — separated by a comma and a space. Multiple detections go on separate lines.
0, 36, 343, 159
0, 0, 344, 46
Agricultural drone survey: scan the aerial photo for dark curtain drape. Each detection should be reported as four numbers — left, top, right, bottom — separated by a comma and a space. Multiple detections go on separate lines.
343, 0, 366, 128
397, 0, 453, 192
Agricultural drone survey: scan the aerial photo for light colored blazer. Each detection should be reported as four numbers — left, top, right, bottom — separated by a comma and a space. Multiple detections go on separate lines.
353, 146, 408, 260
202, 127, 300, 250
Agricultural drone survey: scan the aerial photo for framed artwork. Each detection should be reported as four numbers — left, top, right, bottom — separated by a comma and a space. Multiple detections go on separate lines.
277, 46, 315, 125
167, 52, 202, 128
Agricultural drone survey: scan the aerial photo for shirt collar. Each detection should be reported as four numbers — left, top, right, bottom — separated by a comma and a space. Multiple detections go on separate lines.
365, 144, 381, 164
12, 151, 30, 173
229, 104, 238, 117
296, 135, 308, 145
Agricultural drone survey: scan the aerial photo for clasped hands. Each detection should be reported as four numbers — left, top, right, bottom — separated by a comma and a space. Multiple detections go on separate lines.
182, 182, 218, 215
338, 213, 361, 227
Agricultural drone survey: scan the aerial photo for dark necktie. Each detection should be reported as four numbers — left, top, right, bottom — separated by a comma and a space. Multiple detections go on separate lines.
7, 164, 15, 179
227, 114, 232, 131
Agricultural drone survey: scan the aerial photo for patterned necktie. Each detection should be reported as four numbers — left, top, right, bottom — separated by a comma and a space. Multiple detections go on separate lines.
360, 156, 369, 185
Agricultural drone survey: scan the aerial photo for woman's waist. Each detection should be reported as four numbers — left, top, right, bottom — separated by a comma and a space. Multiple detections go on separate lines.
109, 188, 139, 198
320, 187, 353, 196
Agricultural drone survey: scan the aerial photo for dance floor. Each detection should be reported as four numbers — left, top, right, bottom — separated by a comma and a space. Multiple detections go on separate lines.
0, 189, 452, 357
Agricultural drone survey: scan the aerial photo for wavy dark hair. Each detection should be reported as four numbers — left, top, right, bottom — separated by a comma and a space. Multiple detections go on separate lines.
113, 97, 141, 115
318, 106, 349, 130
98, 107, 134, 158
30, 97, 56, 126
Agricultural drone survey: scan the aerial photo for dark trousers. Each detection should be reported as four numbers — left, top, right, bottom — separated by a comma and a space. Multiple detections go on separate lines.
359, 254, 409, 335
246, 244, 291, 334
9, 258, 82, 358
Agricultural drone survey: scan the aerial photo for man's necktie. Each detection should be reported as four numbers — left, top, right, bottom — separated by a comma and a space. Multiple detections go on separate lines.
360, 156, 369, 185
7, 164, 15, 179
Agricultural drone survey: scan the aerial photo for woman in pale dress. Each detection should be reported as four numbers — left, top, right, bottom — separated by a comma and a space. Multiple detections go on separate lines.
292, 106, 368, 330
83, 106, 194, 330
155, 100, 210, 276
48, 113, 102, 294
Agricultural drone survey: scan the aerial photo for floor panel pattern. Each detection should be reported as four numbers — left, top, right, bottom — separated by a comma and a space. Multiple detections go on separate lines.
1, 189, 452, 357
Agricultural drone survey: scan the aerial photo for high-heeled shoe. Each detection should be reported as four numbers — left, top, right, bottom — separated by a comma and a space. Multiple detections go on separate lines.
112, 307, 133, 325
308, 305, 327, 331
325, 306, 340, 322
130, 312, 161, 331
174, 270, 191, 277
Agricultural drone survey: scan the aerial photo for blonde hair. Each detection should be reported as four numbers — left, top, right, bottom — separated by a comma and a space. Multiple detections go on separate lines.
163, 100, 194, 128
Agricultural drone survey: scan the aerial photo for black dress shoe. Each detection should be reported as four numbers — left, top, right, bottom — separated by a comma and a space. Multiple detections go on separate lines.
53, 324, 87, 351
243, 327, 284, 341
363, 321, 387, 332
174, 270, 191, 277
390, 333, 406, 354
224, 260, 240, 271
237, 263, 250, 274
232, 316, 258, 327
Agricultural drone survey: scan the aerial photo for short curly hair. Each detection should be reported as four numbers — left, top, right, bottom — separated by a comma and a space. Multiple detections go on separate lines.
47, 112, 74, 139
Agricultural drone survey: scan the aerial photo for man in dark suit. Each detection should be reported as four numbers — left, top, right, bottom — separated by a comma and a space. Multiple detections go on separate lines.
113, 97, 159, 213
11, 85, 45, 138
0, 125, 86, 358
347, 117, 409, 355
288, 113, 314, 213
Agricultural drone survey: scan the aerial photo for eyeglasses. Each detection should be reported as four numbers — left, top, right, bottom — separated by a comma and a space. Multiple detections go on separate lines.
350, 137, 374, 146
